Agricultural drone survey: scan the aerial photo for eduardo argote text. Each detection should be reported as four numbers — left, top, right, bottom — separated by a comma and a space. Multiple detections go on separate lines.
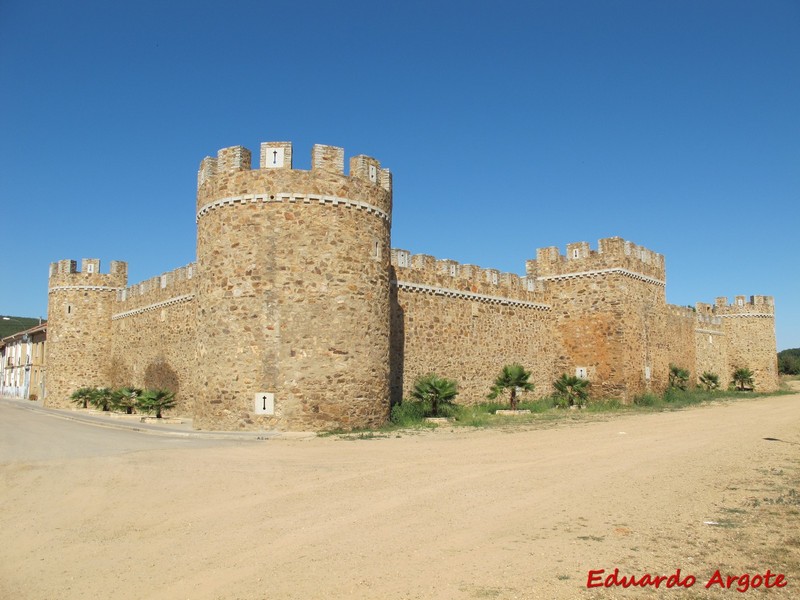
587, 568, 787, 592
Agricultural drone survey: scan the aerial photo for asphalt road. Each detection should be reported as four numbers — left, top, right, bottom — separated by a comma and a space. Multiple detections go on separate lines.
0, 399, 245, 461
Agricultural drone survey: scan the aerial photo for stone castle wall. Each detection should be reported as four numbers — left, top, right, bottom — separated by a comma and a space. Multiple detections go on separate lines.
110, 264, 198, 415
390, 251, 555, 404
46, 259, 127, 407
527, 238, 668, 401
714, 296, 778, 391
193, 143, 392, 431
42, 140, 780, 430
692, 305, 728, 385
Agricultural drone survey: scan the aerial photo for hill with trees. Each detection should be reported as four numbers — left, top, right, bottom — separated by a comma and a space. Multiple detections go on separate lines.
778, 348, 800, 375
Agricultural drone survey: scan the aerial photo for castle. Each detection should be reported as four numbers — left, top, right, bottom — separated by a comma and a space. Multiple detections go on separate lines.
44, 141, 779, 431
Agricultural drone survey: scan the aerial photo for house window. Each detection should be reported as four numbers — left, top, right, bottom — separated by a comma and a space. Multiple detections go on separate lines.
86, 264, 95, 273
572, 249, 580, 259
576, 367, 588, 379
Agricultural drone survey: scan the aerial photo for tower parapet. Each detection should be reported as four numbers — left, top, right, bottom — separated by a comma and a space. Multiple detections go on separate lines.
48, 258, 127, 289
196, 142, 392, 220
713, 295, 775, 317
194, 141, 392, 431
45, 259, 128, 407
527, 237, 665, 284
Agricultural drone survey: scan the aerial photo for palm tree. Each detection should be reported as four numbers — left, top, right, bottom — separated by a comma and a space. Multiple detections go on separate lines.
553, 374, 590, 408
699, 372, 719, 391
89, 387, 113, 411
138, 389, 177, 418
732, 368, 754, 391
488, 364, 534, 410
410, 374, 458, 417
70, 387, 95, 409
111, 387, 142, 414
668, 364, 690, 390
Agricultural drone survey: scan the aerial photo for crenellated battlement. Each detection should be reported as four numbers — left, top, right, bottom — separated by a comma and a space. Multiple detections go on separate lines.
42, 135, 780, 427
48, 259, 128, 290
667, 303, 723, 327
713, 295, 775, 317
667, 304, 696, 320
115, 263, 196, 311
526, 237, 665, 285
391, 248, 545, 308
197, 142, 392, 192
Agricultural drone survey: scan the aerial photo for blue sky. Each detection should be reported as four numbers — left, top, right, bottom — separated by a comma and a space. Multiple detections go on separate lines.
1, 1, 798, 349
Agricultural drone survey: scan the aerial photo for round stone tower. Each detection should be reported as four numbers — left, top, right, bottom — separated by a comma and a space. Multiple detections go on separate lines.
46, 258, 128, 407
194, 142, 392, 431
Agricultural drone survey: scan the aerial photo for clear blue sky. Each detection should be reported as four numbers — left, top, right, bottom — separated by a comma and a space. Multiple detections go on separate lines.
1, 1, 798, 350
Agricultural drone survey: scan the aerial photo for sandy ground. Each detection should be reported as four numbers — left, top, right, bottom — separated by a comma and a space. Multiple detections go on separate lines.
2, 391, 799, 599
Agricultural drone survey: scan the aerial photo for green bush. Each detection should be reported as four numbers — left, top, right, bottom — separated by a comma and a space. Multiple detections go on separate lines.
669, 364, 690, 390
410, 373, 458, 417
634, 393, 659, 407
111, 387, 142, 414
70, 387, 95, 409
89, 387, 113, 411
137, 389, 176, 418
552, 374, 590, 408
585, 399, 622, 412
389, 400, 430, 427
699, 371, 720, 391
487, 364, 534, 410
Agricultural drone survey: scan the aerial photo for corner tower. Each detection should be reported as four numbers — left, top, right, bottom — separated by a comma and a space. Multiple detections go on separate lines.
195, 142, 392, 431
714, 295, 779, 392
528, 238, 667, 400
46, 259, 128, 407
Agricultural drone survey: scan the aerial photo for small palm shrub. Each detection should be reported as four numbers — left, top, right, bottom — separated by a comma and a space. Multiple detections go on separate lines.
487, 364, 534, 410
70, 387, 95, 409
111, 387, 142, 414
732, 367, 755, 391
89, 387, 113, 411
553, 374, 590, 408
410, 373, 458, 417
137, 389, 177, 418
699, 371, 719, 391
669, 364, 690, 390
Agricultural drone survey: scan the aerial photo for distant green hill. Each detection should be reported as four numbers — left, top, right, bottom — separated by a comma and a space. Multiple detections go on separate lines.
0, 316, 41, 339
779, 348, 800, 375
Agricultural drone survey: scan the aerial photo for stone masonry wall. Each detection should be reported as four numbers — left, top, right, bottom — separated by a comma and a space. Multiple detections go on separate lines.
194, 143, 392, 431
43, 138, 781, 431
714, 296, 779, 391
390, 252, 555, 404
665, 306, 698, 382
46, 259, 127, 407
693, 303, 728, 385
528, 238, 668, 401
110, 264, 198, 415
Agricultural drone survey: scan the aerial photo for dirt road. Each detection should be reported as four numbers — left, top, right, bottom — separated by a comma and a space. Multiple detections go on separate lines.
1, 394, 798, 599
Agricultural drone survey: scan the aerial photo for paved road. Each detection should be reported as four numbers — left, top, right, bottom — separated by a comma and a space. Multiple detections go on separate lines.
0, 399, 247, 461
